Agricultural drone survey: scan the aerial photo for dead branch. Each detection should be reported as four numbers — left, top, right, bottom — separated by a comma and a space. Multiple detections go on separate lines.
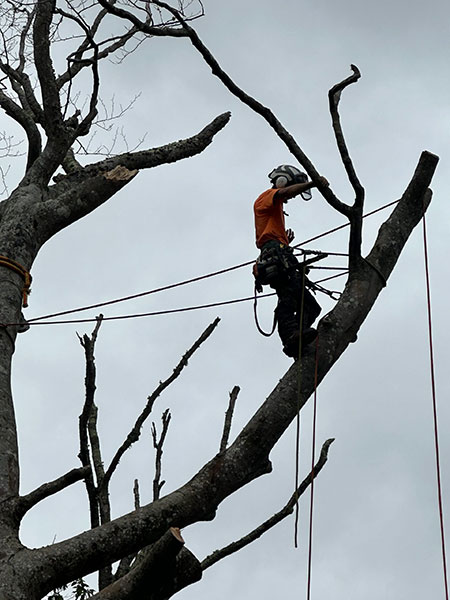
56, 6, 140, 89
133, 479, 140, 509
78, 315, 104, 530
219, 386, 240, 453
96, 0, 200, 38
149, 1, 349, 218
33, 0, 64, 138
55, 7, 100, 135
152, 409, 171, 501
0, 87, 41, 169
78, 314, 114, 589
0, 59, 44, 125
328, 64, 364, 204
48, 112, 230, 206
201, 439, 334, 570
328, 64, 364, 263
102, 317, 220, 488
90, 403, 114, 589
15, 466, 90, 518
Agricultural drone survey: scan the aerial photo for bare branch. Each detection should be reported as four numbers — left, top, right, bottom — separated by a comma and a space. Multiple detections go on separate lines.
33, 0, 64, 138
78, 315, 104, 530
0, 87, 41, 169
15, 466, 90, 518
89, 400, 114, 589
133, 479, 140, 510
54, 6, 100, 135
54, 111, 231, 181
102, 318, 220, 488
96, 0, 193, 37
0, 61, 45, 125
152, 409, 171, 501
202, 439, 334, 570
328, 64, 364, 205
150, 1, 349, 217
219, 385, 240, 453
40, 112, 230, 244
329, 64, 364, 264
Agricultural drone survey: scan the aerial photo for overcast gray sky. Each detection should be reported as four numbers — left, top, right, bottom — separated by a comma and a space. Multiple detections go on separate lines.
4, 0, 450, 598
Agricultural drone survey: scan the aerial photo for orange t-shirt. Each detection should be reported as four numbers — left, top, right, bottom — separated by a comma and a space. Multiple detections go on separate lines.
254, 188, 289, 248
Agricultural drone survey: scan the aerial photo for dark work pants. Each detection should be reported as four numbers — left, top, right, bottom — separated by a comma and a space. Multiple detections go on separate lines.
272, 262, 321, 349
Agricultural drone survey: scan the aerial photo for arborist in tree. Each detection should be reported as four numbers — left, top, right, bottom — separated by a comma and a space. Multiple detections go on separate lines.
253, 165, 329, 358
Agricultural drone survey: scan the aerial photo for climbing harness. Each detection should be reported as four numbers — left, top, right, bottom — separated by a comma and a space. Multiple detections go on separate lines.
0, 255, 32, 307
253, 247, 331, 337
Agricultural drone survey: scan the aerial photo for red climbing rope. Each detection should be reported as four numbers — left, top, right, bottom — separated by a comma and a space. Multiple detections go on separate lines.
422, 213, 449, 600
306, 333, 320, 600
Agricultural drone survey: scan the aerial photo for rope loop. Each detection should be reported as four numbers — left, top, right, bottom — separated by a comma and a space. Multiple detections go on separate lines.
0, 255, 32, 307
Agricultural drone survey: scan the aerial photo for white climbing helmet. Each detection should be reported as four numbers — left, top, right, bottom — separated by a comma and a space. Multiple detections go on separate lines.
268, 164, 312, 200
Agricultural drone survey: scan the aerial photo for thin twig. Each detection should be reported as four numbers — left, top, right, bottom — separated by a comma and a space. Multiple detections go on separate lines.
219, 386, 240, 453
152, 409, 171, 501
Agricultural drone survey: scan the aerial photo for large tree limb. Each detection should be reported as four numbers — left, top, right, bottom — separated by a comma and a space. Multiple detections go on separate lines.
36, 112, 230, 242
8, 151, 438, 599
52, 111, 231, 183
